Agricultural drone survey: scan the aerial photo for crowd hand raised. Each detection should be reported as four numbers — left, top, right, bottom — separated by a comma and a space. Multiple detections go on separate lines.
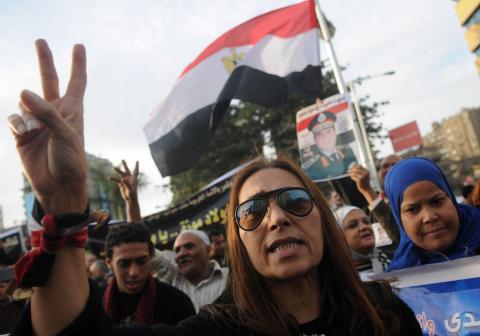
109, 160, 142, 223
348, 164, 377, 204
7, 39, 88, 215
109, 160, 139, 202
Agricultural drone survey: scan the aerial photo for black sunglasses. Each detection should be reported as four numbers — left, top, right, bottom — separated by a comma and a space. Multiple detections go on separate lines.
235, 187, 315, 231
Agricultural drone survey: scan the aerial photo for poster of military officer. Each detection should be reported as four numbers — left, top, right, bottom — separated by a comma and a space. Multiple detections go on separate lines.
296, 94, 363, 182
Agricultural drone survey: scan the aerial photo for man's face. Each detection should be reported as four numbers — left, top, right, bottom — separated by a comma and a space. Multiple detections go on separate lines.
314, 126, 337, 153
209, 234, 226, 260
174, 233, 210, 282
89, 263, 106, 280
107, 242, 151, 295
378, 155, 401, 189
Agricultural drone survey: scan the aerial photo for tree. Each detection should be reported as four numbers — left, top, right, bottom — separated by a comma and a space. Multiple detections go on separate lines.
357, 96, 389, 159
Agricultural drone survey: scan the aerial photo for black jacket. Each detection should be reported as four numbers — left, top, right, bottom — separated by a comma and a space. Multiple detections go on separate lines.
12, 281, 421, 336
103, 279, 195, 326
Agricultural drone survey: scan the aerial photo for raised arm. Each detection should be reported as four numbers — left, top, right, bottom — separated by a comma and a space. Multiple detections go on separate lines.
109, 160, 142, 223
348, 164, 399, 245
7, 39, 89, 336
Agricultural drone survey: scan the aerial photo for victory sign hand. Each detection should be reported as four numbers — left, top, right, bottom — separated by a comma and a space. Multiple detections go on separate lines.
109, 160, 139, 202
7, 39, 88, 214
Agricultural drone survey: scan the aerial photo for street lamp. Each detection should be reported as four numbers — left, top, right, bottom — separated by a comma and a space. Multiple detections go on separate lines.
351, 71, 396, 85
348, 70, 396, 190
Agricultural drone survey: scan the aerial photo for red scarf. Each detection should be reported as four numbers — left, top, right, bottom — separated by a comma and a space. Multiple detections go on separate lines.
14, 225, 87, 288
103, 274, 157, 325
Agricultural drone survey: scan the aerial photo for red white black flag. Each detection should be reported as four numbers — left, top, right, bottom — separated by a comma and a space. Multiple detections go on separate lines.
144, 0, 322, 176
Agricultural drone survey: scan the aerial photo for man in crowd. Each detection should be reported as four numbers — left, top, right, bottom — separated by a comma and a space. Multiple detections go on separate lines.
151, 230, 228, 312
304, 111, 357, 180
110, 161, 229, 311
328, 190, 345, 211
208, 229, 227, 267
348, 154, 402, 245
104, 223, 195, 326
89, 259, 110, 294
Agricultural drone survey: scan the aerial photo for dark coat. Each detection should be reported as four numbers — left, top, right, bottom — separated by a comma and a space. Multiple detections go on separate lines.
12, 282, 421, 336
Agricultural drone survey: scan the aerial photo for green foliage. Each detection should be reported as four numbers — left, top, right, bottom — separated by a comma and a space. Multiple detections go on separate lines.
358, 95, 389, 159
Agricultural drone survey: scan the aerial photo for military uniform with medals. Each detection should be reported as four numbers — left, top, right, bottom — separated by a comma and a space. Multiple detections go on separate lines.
303, 111, 357, 181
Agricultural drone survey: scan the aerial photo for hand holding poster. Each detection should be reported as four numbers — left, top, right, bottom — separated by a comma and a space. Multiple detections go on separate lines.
296, 94, 365, 181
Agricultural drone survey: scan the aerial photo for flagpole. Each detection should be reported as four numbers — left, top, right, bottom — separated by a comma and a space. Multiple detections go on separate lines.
313, 1, 346, 94
348, 80, 381, 191
313, 0, 378, 185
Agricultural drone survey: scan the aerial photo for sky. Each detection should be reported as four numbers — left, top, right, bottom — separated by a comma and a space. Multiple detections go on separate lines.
1, 0, 479, 228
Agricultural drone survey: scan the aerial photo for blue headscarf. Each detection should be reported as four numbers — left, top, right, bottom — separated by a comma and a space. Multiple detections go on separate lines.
384, 157, 480, 271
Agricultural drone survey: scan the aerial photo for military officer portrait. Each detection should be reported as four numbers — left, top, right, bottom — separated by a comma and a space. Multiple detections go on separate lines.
303, 111, 357, 181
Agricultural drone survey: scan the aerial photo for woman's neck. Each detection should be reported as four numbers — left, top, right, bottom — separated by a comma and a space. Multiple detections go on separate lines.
266, 272, 321, 324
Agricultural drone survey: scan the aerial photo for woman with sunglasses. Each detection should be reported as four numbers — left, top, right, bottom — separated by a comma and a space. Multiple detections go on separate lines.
9, 41, 421, 336
13, 156, 421, 335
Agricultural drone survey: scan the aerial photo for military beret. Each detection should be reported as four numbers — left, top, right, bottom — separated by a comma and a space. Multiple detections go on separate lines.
308, 111, 336, 133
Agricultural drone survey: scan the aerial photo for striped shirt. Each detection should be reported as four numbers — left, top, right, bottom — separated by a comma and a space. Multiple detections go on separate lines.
150, 250, 228, 312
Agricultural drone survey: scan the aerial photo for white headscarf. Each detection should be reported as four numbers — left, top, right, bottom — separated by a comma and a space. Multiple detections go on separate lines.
333, 205, 363, 228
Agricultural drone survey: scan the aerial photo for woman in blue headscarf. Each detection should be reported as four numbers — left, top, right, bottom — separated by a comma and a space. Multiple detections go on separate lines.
385, 157, 480, 271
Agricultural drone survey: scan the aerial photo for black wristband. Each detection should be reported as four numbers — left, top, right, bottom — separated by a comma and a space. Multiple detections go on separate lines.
32, 198, 90, 237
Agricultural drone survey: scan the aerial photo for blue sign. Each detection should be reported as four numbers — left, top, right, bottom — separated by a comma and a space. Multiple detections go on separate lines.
374, 257, 480, 336
398, 277, 480, 335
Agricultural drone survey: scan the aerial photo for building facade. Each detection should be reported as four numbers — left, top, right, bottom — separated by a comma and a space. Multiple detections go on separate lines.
418, 107, 480, 191
455, 0, 480, 75
423, 109, 480, 161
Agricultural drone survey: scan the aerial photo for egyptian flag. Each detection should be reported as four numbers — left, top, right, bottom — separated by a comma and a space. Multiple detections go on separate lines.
144, 0, 322, 176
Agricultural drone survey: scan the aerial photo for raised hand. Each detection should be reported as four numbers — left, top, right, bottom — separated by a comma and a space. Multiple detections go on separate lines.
109, 160, 139, 202
109, 160, 142, 223
348, 164, 377, 204
7, 39, 87, 214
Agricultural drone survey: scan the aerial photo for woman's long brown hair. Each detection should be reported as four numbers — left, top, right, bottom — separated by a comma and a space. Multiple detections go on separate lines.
208, 154, 402, 335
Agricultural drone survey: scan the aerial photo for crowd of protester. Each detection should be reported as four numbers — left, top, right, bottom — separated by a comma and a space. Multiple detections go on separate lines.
1, 39, 480, 335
